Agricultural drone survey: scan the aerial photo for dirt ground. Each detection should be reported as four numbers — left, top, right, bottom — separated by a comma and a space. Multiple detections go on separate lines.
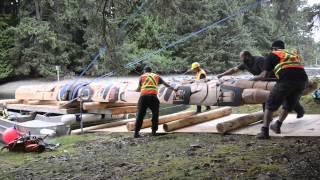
1, 132, 320, 180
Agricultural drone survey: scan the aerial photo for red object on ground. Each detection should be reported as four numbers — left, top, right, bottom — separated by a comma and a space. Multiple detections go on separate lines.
2, 128, 21, 144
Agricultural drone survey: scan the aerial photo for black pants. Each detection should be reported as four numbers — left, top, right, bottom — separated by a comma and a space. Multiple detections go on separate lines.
266, 81, 306, 112
196, 105, 211, 113
135, 94, 160, 134
262, 101, 304, 113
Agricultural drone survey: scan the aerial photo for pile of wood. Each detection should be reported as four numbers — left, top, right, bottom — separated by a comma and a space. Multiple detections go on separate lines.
71, 107, 278, 135
0, 99, 137, 115
71, 107, 234, 134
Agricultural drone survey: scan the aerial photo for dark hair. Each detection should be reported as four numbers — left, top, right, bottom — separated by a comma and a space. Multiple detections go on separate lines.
144, 66, 152, 72
271, 40, 285, 49
240, 50, 252, 58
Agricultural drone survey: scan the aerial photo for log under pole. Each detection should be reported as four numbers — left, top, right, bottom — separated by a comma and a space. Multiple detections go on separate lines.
216, 111, 279, 134
216, 111, 264, 134
126, 111, 195, 131
163, 107, 232, 132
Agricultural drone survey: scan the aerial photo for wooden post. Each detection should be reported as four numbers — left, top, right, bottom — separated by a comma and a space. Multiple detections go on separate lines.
163, 107, 232, 132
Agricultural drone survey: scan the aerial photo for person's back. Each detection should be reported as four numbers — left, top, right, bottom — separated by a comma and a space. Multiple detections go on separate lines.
217, 51, 267, 78
257, 40, 308, 139
134, 66, 176, 138
266, 49, 307, 82
140, 72, 160, 95
237, 55, 265, 76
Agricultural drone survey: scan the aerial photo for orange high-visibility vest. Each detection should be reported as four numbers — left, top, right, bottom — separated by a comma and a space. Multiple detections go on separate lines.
196, 68, 206, 80
140, 73, 160, 95
272, 49, 304, 78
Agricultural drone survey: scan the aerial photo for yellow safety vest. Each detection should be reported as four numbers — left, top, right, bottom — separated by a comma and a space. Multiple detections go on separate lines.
273, 49, 304, 78
196, 68, 206, 80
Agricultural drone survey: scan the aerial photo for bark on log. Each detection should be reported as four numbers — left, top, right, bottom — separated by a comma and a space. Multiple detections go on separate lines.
126, 111, 195, 131
163, 107, 232, 132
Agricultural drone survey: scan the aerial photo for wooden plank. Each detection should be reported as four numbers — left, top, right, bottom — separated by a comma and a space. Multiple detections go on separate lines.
71, 118, 136, 135
109, 106, 137, 115
58, 101, 80, 109
92, 114, 320, 137
87, 106, 137, 115
83, 102, 137, 110
6, 104, 79, 114
24, 100, 42, 105
86, 109, 112, 115
0, 99, 23, 105
20, 100, 76, 107
18, 99, 78, 109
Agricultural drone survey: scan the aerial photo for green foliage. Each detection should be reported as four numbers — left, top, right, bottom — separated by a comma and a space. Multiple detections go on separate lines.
0, 19, 14, 79
10, 17, 70, 77
0, 0, 319, 80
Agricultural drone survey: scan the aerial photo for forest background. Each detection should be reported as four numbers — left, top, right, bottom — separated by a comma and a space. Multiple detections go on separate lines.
0, 0, 319, 81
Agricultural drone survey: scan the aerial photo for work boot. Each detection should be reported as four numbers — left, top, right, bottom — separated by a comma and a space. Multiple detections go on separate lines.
196, 106, 201, 113
256, 127, 270, 139
270, 120, 282, 134
295, 106, 305, 119
134, 132, 141, 138
152, 130, 157, 136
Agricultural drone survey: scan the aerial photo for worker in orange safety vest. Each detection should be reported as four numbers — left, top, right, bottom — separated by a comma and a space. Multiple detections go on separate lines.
134, 66, 176, 138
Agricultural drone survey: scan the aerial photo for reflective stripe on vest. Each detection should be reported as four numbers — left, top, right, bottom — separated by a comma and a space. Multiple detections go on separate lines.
140, 73, 160, 95
272, 49, 304, 78
196, 69, 206, 80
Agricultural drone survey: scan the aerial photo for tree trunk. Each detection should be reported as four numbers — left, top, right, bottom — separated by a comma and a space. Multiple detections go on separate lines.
34, 0, 41, 20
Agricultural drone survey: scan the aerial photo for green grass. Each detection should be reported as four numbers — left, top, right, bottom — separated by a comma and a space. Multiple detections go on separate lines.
0, 134, 96, 167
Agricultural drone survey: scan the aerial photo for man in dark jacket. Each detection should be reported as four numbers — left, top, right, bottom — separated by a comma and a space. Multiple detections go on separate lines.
256, 40, 308, 139
217, 50, 267, 78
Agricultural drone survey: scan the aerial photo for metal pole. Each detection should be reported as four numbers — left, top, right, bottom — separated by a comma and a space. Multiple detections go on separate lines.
80, 98, 84, 134
56, 66, 60, 82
